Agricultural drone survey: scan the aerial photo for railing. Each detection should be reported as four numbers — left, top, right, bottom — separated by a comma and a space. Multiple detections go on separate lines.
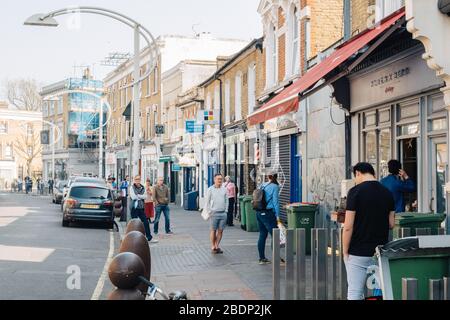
273, 226, 448, 300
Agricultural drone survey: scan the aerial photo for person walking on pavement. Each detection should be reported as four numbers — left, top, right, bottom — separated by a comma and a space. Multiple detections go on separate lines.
380, 160, 416, 213
145, 178, 155, 224
119, 176, 130, 222
343, 162, 395, 300
48, 178, 54, 195
153, 177, 173, 235
129, 175, 158, 243
205, 174, 228, 254
255, 173, 281, 265
224, 176, 237, 227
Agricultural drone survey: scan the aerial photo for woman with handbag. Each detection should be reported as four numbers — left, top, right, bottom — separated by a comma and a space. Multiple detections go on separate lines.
144, 179, 155, 224
129, 175, 158, 243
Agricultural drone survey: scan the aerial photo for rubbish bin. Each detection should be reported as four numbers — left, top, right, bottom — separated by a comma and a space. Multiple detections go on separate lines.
183, 191, 199, 211
286, 203, 319, 255
243, 196, 259, 232
376, 235, 450, 300
393, 213, 446, 239
239, 196, 247, 231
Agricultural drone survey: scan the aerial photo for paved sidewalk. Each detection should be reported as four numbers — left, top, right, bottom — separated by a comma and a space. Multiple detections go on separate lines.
119, 206, 276, 300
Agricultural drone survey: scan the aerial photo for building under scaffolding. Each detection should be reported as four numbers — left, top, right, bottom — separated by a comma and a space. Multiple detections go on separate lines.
40, 69, 105, 180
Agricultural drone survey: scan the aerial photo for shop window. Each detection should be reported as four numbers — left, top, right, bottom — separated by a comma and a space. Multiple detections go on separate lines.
431, 118, 447, 132
379, 129, 392, 179
399, 123, 420, 136
364, 131, 377, 175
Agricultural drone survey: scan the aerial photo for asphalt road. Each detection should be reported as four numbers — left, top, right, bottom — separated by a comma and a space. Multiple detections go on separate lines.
0, 192, 118, 300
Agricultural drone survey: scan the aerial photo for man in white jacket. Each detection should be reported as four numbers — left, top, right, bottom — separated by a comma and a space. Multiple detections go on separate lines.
205, 174, 228, 254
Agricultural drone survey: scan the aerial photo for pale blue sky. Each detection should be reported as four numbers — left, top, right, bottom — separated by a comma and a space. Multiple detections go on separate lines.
0, 0, 262, 98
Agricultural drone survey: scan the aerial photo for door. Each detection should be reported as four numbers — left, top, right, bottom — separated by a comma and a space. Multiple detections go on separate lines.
430, 138, 447, 214
398, 138, 418, 212
291, 135, 302, 203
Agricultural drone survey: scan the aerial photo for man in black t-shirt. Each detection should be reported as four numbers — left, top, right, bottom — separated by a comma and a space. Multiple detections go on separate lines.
343, 162, 395, 300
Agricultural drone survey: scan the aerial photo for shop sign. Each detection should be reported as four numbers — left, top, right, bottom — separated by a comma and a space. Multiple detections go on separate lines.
172, 164, 182, 172
116, 150, 128, 160
159, 156, 176, 163
186, 120, 205, 134
106, 152, 117, 165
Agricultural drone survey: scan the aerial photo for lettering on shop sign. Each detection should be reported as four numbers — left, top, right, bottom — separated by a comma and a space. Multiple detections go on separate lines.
370, 67, 411, 88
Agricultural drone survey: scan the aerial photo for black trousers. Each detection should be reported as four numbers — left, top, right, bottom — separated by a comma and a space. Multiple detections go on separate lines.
120, 197, 128, 222
227, 197, 236, 226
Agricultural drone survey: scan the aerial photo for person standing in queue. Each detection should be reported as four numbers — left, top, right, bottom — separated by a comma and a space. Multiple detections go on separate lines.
380, 160, 416, 213
119, 176, 130, 222
205, 174, 228, 254
343, 163, 395, 300
129, 175, 158, 244
224, 176, 237, 227
153, 177, 173, 235
255, 173, 280, 265
144, 178, 155, 224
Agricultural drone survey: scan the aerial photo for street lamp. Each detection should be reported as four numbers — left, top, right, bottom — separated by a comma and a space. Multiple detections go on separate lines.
24, 7, 159, 181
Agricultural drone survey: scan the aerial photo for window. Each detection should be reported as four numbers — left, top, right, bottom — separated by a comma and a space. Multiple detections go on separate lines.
0, 121, 7, 134
375, 0, 405, 22
266, 24, 278, 88
152, 67, 159, 94
235, 73, 242, 121
248, 63, 256, 115
290, 7, 300, 76
5, 144, 12, 158
214, 85, 220, 110
224, 80, 231, 124
58, 98, 63, 114
206, 93, 212, 111
49, 101, 54, 116
43, 102, 48, 117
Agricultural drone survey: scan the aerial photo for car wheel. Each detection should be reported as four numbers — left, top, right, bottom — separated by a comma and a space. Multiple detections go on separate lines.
52, 199, 55, 204
62, 219, 70, 227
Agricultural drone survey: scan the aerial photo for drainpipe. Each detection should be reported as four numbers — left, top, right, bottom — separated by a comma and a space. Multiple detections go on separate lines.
343, 0, 352, 178
215, 75, 224, 174
343, 0, 351, 41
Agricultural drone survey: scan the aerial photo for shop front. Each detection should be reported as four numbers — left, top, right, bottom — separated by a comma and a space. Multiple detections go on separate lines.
141, 145, 158, 185
224, 130, 245, 197
116, 149, 129, 182
349, 45, 446, 214
159, 146, 179, 204
105, 151, 117, 179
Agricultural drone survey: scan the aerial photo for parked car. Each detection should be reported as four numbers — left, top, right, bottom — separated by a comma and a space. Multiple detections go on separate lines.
61, 177, 106, 211
62, 182, 115, 228
52, 180, 68, 204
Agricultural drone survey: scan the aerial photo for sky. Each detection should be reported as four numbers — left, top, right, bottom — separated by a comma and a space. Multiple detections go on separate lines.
0, 0, 262, 99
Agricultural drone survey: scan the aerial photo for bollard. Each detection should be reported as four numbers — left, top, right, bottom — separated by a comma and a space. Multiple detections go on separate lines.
108, 252, 146, 290
285, 229, 295, 300
315, 228, 328, 300
311, 228, 317, 300
399, 228, 411, 238
119, 231, 151, 293
338, 228, 347, 300
330, 229, 339, 300
126, 219, 145, 235
272, 228, 281, 300
444, 277, 450, 300
429, 279, 443, 300
402, 278, 418, 300
108, 288, 145, 300
415, 228, 431, 236
295, 229, 306, 300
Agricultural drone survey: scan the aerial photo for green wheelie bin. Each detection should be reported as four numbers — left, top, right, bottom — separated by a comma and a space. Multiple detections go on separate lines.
393, 213, 446, 239
376, 235, 450, 300
239, 196, 247, 230
286, 203, 319, 255
243, 196, 259, 232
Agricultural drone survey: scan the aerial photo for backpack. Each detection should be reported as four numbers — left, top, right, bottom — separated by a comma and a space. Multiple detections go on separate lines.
252, 184, 268, 211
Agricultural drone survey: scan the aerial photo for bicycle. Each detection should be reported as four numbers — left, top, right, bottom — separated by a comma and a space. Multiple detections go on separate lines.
138, 276, 188, 300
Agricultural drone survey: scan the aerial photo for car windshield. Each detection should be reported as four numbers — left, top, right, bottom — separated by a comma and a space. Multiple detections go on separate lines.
69, 187, 111, 199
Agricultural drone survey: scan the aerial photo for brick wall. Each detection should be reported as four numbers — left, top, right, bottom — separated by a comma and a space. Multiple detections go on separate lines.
351, 0, 376, 35
278, 34, 286, 82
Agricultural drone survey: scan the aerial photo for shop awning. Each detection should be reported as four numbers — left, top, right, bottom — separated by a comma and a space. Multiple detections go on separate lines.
248, 9, 406, 126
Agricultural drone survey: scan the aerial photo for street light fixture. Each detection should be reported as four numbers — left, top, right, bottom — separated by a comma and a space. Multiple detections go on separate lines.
24, 14, 59, 27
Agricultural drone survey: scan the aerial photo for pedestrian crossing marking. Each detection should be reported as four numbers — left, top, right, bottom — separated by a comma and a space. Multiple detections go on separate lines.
0, 245, 55, 263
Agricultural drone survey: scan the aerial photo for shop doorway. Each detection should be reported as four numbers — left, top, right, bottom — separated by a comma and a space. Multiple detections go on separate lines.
399, 138, 418, 212
430, 138, 447, 214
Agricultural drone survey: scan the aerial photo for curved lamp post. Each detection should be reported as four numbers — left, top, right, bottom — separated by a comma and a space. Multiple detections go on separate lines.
24, 7, 159, 183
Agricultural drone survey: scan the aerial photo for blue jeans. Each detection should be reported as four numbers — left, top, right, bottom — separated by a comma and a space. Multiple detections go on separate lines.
131, 207, 153, 241
154, 204, 171, 234
256, 209, 277, 260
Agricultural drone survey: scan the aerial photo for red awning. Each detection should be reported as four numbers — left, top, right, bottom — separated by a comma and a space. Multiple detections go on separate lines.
248, 9, 406, 126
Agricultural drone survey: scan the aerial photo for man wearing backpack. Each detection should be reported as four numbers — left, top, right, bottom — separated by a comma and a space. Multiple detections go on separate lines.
253, 173, 280, 265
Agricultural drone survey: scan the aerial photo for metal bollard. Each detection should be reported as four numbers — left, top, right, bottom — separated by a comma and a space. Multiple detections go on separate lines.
399, 228, 411, 238
285, 229, 295, 300
415, 228, 431, 236
429, 279, 443, 300
330, 228, 339, 300
272, 228, 281, 300
295, 229, 306, 300
311, 228, 317, 300
126, 218, 145, 235
402, 278, 418, 300
338, 228, 347, 300
444, 277, 450, 300
315, 229, 328, 300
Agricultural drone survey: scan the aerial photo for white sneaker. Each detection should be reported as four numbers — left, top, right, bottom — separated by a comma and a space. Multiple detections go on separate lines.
149, 239, 159, 244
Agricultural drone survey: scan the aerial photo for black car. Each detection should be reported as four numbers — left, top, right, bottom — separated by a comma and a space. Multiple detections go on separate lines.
61, 177, 106, 212
62, 183, 115, 228
52, 180, 67, 204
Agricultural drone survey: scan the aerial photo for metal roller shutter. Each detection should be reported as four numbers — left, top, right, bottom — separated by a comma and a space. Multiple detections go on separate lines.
278, 135, 291, 223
